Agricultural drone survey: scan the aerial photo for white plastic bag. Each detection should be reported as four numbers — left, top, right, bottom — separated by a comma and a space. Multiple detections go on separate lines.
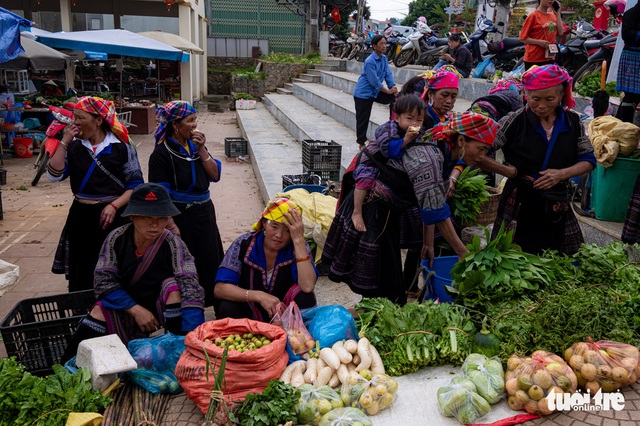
0, 260, 19, 297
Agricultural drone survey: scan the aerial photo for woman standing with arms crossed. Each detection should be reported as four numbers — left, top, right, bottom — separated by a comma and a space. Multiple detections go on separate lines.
47, 96, 144, 292
148, 101, 224, 310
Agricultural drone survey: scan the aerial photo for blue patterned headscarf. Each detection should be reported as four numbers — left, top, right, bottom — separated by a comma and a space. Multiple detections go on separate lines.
154, 101, 197, 144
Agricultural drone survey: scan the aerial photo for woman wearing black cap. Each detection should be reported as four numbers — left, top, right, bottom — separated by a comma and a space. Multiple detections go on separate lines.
61, 183, 205, 362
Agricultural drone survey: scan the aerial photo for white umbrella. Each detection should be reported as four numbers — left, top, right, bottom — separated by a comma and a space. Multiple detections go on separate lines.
138, 31, 204, 55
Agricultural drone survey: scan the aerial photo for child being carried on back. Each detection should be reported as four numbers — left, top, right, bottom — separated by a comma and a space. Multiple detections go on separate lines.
352, 94, 426, 232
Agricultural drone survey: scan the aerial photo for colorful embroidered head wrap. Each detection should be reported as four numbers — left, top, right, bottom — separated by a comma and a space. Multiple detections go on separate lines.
154, 101, 197, 144
428, 70, 460, 91
521, 64, 575, 109
252, 198, 303, 231
489, 76, 524, 94
427, 111, 499, 147
74, 96, 132, 144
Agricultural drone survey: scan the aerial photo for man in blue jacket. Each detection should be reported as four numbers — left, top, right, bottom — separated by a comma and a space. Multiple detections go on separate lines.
353, 35, 398, 148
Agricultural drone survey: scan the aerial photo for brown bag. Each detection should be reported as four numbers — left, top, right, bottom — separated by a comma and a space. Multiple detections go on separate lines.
175, 317, 289, 414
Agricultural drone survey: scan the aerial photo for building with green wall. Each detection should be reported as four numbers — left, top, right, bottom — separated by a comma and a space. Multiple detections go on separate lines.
209, 0, 305, 54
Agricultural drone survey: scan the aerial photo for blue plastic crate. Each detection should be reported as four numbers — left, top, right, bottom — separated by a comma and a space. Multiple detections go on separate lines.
421, 256, 458, 303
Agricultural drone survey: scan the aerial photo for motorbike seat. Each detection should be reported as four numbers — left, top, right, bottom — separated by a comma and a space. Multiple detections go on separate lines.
434, 38, 449, 46
501, 38, 523, 48
584, 39, 601, 50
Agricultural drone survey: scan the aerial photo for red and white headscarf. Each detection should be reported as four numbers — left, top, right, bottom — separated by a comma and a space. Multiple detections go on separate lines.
522, 64, 576, 110
427, 111, 499, 147
74, 96, 132, 145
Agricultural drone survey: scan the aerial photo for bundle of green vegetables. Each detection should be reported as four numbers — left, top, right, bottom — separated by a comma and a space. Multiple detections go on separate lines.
449, 225, 574, 310
450, 167, 490, 226
356, 298, 475, 376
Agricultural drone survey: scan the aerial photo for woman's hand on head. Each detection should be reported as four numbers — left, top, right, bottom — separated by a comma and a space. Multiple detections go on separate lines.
534, 168, 565, 190
283, 209, 305, 243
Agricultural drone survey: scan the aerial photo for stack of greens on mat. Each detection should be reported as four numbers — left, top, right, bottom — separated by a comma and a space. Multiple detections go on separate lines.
356, 298, 475, 375
450, 167, 490, 226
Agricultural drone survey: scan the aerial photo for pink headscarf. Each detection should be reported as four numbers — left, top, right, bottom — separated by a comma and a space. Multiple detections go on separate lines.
521, 64, 576, 110
489, 77, 524, 94
428, 70, 459, 91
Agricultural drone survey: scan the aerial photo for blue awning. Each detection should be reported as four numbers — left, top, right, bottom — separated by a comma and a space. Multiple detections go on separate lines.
0, 7, 33, 63
35, 29, 189, 62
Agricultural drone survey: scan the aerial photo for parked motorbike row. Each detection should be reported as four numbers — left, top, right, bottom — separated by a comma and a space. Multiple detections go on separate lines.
329, 16, 617, 87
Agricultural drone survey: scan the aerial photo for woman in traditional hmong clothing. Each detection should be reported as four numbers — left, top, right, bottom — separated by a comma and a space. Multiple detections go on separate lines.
47, 96, 144, 292
469, 77, 524, 121
478, 64, 596, 255
214, 198, 317, 321
616, 1, 640, 122
148, 101, 224, 309
61, 183, 205, 362
322, 112, 499, 304
622, 175, 640, 244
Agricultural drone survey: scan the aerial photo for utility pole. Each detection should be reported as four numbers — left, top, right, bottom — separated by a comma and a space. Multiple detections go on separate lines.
356, 0, 365, 35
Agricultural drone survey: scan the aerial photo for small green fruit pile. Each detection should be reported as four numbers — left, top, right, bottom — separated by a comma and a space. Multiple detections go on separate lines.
204, 333, 271, 353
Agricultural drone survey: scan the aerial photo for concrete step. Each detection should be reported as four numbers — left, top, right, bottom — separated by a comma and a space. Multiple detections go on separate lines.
275, 87, 293, 95
576, 211, 623, 245
321, 58, 347, 71
290, 81, 472, 140
307, 69, 322, 76
313, 64, 338, 72
284, 83, 294, 90
292, 77, 314, 84
299, 73, 321, 83
236, 102, 303, 202
263, 93, 359, 175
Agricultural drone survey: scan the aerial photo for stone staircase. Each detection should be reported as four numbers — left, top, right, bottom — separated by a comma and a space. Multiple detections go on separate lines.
236, 58, 622, 245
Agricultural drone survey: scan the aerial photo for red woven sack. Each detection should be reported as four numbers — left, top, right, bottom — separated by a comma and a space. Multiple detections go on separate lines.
175, 317, 289, 414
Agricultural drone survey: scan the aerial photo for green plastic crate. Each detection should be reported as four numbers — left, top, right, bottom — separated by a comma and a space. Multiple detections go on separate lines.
591, 158, 640, 222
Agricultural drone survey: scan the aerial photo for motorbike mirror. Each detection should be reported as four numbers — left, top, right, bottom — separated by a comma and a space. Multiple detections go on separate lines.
497, 22, 505, 26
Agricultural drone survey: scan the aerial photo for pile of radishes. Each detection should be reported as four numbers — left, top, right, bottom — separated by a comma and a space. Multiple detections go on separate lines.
280, 337, 385, 388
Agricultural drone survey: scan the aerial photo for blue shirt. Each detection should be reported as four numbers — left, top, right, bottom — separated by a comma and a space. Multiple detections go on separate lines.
353, 52, 395, 99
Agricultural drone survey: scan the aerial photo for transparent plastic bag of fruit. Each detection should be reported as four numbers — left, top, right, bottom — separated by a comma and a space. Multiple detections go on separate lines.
270, 301, 315, 355
296, 384, 344, 425
564, 339, 640, 393
319, 407, 372, 426
461, 353, 505, 404
437, 376, 491, 424
339, 370, 398, 415
504, 350, 578, 415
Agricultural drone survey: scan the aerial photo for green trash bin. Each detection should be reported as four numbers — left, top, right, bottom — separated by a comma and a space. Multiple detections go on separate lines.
591, 158, 640, 222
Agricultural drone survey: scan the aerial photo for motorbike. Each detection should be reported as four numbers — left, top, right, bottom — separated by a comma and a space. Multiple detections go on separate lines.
31, 102, 76, 186
340, 33, 357, 59
556, 20, 608, 76
572, 31, 618, 89
466, 16, 525, 72
394, 24, 448, 68
385, 30, 410, 64
329, 34, 346, 58
347, 33, 372, 61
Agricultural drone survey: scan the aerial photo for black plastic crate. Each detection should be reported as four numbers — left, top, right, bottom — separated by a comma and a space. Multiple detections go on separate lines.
303, 167, 340, 183
224, 137, 248, 157
302, 140, 342, 172
0, 290, 95, 375
282, 173, 323, 189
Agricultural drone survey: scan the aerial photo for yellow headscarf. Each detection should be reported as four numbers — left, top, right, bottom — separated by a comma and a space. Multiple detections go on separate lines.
252, 198, 303, 231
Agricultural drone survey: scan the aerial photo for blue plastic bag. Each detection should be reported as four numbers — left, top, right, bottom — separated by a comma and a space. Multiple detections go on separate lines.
302, 305, 358, 349
127, 333, 186, 394
472, 58, 492, 79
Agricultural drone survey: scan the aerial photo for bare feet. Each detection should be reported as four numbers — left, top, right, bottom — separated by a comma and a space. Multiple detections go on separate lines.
358, 142, 366, 151
352, 213, 367, 232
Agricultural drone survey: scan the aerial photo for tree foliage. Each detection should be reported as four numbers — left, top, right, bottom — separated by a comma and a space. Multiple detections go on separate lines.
402, 0, 449, 27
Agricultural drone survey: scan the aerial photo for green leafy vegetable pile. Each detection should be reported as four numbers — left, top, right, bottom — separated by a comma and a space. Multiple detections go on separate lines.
0, 358, 112, 426
356, 298, 475, 375
229, 380, 300, 426
575, 71, 620, 98
449, 225, 572, 309
451, 167, 490, 226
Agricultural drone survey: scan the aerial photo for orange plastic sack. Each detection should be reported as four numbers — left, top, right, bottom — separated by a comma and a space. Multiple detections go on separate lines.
564, 340, 640, 393
504, 350, 578, 416
271, 301, 315, 355
175, 318, 289, 414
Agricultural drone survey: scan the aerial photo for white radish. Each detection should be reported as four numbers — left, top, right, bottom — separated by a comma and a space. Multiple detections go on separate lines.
345, 362, 357, 371
320, 347, 341, 370
369, 343, 385, 374
337, 364, 350, 384
332, 341, 353, 364
303, 358, 318, 384
290, 363, 306, 387
315, 366, 333, 386
352, 354, 361, 366
316, 357, 326, 370
343, 339, 358, 354
280, 360, 306, 384
355, 337, 373, 372
329, 372, 340, 388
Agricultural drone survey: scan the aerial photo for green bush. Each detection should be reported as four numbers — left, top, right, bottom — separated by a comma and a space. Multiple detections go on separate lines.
260, 51, 322, 64
233, 92, 255, 100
